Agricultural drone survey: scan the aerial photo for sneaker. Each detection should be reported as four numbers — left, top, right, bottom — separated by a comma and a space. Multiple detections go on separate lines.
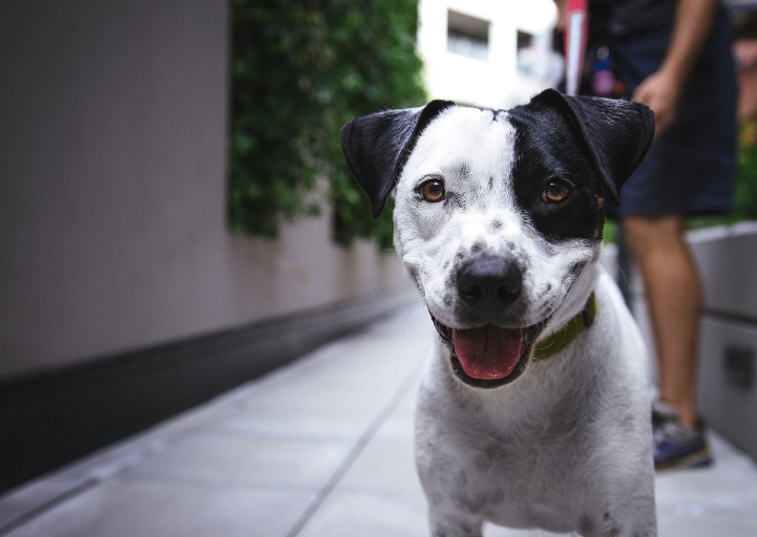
652, 400, 678, 429
652, 401, 713, 471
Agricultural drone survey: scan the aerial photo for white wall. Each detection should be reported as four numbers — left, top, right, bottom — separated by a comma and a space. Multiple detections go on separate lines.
0, 0, 411, 380
417, 0, 557, 108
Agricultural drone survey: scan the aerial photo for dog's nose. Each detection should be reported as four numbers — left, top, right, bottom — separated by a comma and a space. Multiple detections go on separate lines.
457, 256, 522, 311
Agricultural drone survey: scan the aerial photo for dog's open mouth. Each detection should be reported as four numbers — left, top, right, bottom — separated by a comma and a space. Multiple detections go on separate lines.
431, 315, 549, 388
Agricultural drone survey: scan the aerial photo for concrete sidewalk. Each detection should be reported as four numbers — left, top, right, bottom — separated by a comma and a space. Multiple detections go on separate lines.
2, 304, 757, 537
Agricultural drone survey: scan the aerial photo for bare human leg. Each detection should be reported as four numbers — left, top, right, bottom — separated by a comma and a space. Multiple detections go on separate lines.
623, 215, 701, 429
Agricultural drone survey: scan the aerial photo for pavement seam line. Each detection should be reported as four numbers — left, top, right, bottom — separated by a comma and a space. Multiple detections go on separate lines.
284, 359, 425, 537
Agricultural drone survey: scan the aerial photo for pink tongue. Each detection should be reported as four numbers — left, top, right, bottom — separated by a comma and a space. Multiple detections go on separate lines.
452, 325, 524, 380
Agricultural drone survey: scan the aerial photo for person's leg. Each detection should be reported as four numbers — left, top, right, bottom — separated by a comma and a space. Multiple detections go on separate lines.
623, 215, 701, 429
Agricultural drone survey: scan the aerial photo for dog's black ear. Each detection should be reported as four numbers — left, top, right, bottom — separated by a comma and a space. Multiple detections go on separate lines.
528, 88, 655, 203
339, 100, 454, 218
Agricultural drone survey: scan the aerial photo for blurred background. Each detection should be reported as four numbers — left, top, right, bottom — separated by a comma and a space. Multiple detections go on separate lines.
1, 0, 756, 514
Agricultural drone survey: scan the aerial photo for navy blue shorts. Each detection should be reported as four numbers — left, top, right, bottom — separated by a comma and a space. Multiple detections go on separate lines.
608, 8, 737, 217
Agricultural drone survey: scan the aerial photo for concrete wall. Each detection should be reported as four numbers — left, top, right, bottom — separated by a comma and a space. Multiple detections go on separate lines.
691, 222, 757, 460
0, 0, 411, 381
417, 0, 557, 108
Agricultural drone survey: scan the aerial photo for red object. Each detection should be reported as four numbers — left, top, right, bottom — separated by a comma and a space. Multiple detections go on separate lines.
564, 0, 589, 96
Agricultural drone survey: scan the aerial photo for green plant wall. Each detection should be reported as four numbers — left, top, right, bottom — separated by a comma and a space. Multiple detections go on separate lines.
229, 0, 426, 248
733, 122, 757, 221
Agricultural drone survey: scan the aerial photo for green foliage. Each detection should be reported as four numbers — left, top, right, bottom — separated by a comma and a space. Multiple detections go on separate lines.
602, 219, 617, 244
733, 122, 757, 220
229, 0, 426, 247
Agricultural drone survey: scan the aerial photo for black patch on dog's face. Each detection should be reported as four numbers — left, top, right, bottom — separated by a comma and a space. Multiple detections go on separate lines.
508, 107, 605, 242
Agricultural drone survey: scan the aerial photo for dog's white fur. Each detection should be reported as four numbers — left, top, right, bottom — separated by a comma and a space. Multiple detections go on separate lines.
340, 90, 657, 536
396, 107, 599, 333
393, 108, 657, 536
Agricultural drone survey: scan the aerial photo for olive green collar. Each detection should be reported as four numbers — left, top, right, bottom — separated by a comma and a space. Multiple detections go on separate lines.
532, 292, 596, 361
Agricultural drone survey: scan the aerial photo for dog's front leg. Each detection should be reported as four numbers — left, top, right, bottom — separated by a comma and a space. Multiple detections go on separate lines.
427, 509, 483, 537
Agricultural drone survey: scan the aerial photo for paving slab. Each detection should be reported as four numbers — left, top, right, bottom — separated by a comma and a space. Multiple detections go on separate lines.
2, 304, 757, 537
296, 490, 429, 537
336, 425, 424, 498
119, 433, 354, 490
3, 481, 314, 537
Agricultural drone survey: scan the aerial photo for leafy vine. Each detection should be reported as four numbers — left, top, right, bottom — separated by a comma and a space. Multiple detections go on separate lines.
229, 0, 426, 248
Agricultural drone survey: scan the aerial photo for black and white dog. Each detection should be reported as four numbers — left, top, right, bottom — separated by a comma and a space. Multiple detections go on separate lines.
340, 89, 657, 537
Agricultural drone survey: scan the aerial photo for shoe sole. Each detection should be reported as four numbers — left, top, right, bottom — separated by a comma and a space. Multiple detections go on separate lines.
655, 446, 714, 473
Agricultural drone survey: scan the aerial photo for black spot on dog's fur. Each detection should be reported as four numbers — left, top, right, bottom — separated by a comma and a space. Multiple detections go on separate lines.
579, 514, 594, 535
459, 162, 472, 180
507, 107, 605, 242
445, 192, 466, 210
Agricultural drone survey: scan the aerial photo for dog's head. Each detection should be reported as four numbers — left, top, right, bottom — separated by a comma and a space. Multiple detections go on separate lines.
340, 89, 654, 388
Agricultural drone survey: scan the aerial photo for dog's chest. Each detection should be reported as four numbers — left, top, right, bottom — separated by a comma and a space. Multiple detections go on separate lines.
416, 370, 597, 529
421, 427, 589, 532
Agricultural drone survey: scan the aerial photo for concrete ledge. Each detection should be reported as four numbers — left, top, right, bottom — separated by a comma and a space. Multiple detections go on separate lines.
689, 222, 757, 460
689, 221, 757, 322
697, 316, 757, 461
629, 221, 757, 461
0, 291, 414, 494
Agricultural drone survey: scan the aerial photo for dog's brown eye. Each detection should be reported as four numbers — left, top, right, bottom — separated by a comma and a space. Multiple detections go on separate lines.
544, 180, 570, 203
420, 179, 445, 203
